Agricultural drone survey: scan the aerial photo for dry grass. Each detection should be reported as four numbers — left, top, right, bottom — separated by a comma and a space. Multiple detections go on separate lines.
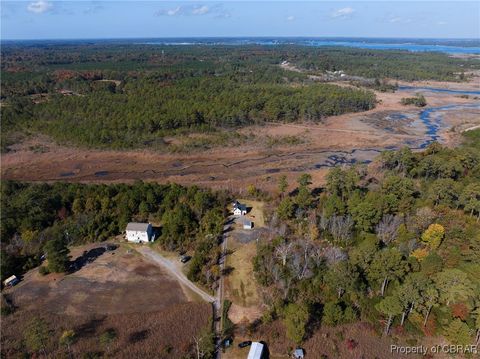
1, 243, 212, 358
224, 238, 263, 324
8, 243, 189, 316
223, 321, 426, 359
225, 240, 260, 308
1, 303, 210, 358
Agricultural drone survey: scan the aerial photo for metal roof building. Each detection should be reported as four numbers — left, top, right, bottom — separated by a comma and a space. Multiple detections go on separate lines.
247, 342, 264, 359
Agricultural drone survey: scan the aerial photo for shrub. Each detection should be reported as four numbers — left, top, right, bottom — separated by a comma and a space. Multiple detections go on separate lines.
39, 266, 50, 276
345, 338, 358, 350
401, 94, 427, 107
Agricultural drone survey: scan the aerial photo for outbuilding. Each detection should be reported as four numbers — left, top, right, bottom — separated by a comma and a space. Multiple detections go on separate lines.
3, 275, 19, 288
243, 220, 254, 230
247, 342, 264, 359
293, 348, 305, 358
125, 222, 154, 243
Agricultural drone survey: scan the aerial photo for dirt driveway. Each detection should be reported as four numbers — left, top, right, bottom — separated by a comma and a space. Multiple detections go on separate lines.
136, 246, 215, 303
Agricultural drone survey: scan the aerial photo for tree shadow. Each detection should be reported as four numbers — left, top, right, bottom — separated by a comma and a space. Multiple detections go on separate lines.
222, 266, 234, 276
259, 341, 270, 359
69, 247, 106, 273
74, 316, 106, 339
223, 226, 234, 234
128, 329, 150, 343
312, 187, 324, 197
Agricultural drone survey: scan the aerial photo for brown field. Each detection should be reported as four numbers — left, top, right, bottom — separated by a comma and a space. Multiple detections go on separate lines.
1, 243, 211, 358
2, 77, 479, 191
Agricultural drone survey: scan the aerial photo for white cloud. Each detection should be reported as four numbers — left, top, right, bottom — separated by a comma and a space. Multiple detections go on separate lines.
192, 5, 209, 15
286, 15, 295, 22
437, 21, 447, 26
387, 16, 412, 24
156, 4, 229, 18
27, 0, 52, 14
166, 6, 181, 16
331, 7, 355, 19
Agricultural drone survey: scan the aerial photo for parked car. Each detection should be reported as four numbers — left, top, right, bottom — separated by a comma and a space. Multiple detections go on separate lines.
180, 255, 191, 263
238, 341, 252, 348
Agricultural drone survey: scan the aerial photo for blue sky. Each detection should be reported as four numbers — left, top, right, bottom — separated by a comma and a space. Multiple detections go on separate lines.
1, 1, 479, 40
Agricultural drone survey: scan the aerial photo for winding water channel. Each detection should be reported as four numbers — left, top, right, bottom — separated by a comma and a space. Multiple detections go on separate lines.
301, 86, 480, 171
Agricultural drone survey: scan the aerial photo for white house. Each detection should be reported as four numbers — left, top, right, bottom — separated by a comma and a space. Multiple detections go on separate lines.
233, 201, 247, 216
247, 342, 264, 359
3, 275, 19, 287
126, 222, 154, 243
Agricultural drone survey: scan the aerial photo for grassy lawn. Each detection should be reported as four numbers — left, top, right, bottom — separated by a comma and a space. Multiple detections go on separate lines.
225, 238, 261, 308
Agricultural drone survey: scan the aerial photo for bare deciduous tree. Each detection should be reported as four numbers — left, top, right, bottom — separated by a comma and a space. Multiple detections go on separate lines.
289, 240, 315, 280
319, 211, 329, 232
274, 242, 293, 266
322, 246, 347, 266
329, 215, 354, 246
376, 214, 403, 244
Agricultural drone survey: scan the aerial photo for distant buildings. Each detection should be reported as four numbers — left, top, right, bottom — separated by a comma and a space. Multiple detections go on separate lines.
125, 222, 154, 243
3, 275, 19, 288
247, 342, 264, 359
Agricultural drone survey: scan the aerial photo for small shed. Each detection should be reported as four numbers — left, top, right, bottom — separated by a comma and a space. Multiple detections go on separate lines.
125, 222, 154, 243
293, 348, 305, 358
247, 342, 264, 359
3, 275, 19, 287
243, 220, 254, 230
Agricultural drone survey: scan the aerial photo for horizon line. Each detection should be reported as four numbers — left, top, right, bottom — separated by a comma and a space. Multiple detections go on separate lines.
2, 36, 480, 42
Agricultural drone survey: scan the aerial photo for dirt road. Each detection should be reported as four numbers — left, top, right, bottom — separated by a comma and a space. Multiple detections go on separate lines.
136, 246, 215, 303
214, 220, 232, 359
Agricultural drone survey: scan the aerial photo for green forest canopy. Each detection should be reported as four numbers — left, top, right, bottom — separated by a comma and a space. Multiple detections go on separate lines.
2, 44, 478, 150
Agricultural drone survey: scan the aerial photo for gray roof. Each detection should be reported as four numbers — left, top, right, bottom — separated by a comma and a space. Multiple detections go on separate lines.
234, 202, 247, 211
126, 222, 150, 231
247, 342, 264, 359
244, 220, 252, 225
294, 348, 305, 358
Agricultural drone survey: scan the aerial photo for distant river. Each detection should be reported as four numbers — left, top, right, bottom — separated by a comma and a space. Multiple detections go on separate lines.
144, 38, 480, 54
301, 40, 480, 54
398, 86, 480, 95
